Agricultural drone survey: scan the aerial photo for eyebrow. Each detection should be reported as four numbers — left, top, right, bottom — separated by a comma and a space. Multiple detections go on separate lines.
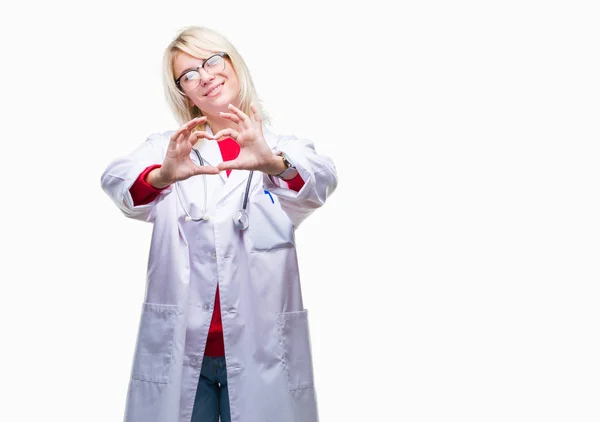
179, 63, 202, 75
177, 56, 211, 78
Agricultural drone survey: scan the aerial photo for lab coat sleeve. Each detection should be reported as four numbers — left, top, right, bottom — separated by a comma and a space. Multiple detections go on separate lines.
100, 132, 171, 223
262, 135, 338, 227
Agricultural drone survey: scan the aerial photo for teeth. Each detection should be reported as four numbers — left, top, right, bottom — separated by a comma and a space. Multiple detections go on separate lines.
207, 84, 222, 95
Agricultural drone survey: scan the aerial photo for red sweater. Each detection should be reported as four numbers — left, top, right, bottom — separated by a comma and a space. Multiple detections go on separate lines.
129, 138, 304, 356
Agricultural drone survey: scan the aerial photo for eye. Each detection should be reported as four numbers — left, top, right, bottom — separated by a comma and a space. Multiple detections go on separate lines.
205, 55, 222, 67
182, 71, 201, 81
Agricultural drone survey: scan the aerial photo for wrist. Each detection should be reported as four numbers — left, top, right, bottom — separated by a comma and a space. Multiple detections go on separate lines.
273, 151, 298, 180
146, 168, 171, 189
264, 154, 287, 176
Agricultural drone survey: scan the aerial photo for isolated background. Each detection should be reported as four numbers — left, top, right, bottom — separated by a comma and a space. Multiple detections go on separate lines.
1, 1, 599, 421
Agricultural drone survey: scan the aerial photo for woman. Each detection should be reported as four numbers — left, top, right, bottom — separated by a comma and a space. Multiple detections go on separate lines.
101, 26, 337, 422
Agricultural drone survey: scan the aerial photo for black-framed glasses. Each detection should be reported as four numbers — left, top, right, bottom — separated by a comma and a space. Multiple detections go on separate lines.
175, 52, 228, 92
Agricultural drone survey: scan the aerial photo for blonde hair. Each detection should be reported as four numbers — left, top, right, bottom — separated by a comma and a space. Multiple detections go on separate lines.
162, 26, 269, 130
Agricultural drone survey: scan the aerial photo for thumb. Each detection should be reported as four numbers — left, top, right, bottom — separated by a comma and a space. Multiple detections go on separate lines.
217, 160, 242, 172
193, 165, 220, 175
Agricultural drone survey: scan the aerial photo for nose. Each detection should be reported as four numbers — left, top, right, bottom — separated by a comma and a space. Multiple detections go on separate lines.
199, 68, 215, 86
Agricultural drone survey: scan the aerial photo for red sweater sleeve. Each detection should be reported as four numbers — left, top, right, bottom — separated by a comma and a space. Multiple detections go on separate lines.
285, 173, 304, 192
129, 164, 169, 206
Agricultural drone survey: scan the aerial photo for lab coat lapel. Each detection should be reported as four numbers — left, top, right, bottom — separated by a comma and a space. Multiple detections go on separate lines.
218, 168, 251, 205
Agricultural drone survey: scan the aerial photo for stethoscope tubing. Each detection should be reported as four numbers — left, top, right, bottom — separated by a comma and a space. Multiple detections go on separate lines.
177, 148, 254, 229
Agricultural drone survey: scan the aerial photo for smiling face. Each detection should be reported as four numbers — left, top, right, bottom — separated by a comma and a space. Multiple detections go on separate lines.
173, 50, 241, 118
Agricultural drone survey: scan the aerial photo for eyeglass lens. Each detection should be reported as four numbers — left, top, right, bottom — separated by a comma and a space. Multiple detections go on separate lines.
179, 55, 225, 91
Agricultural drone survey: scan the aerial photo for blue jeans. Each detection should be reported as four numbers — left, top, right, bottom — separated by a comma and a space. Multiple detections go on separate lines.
191, 356, 231, 422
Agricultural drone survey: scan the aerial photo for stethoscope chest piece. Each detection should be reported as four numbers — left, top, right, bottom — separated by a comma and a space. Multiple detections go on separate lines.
232, 209, 249, 230
231, 170, 254, 231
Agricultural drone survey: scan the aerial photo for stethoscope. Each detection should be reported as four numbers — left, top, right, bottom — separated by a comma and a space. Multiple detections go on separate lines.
175, 148, 254, 230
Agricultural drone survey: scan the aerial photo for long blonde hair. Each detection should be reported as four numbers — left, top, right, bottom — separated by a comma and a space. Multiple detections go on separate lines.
162, 26, 269, 130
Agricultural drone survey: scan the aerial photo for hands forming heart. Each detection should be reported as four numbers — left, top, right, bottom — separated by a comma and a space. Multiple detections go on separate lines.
213, 103, 284, 175
152, 103, 285, 189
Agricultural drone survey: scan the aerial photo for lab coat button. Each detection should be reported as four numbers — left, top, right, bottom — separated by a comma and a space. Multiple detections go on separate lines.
203, 303, 210, 311
211, 252, 217, 260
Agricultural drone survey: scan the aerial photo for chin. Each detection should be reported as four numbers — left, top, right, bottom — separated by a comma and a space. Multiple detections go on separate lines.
217, 96, 238, 110
199, 94, 238, 115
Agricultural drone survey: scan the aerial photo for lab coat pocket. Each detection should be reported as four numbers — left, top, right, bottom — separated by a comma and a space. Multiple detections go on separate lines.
278, 309, 315, 391
131, 303, 178, 384
248, 189, 295, 252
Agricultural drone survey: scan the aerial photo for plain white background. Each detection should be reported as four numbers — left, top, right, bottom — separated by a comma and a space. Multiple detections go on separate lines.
1, 0, 599, 421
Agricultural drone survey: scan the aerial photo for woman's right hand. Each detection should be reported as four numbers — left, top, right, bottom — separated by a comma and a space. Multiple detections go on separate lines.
147, 116, 219, 189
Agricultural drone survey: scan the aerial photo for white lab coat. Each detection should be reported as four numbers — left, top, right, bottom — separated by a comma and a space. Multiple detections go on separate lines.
101, 125, 337, 422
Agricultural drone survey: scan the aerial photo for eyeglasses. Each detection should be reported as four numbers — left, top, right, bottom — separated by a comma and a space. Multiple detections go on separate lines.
175, 52, 228, 92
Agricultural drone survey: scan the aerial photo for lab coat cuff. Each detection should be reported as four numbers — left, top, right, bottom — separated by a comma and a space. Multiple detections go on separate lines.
263, 147, 314, 201
123, 162, 172, 210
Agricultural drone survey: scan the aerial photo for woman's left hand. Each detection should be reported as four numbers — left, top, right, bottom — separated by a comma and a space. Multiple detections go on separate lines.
213, 103, 285, 175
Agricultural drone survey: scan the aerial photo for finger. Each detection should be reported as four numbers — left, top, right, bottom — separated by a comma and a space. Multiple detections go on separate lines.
250, 103, 263, 123
213, 128, 240, 140
172, 116, 205, 142
227, 103, 251, 124
182, 116, 206, 132
184, 116, 207, 134
188, 115, 207, 125
219, 112, 241, 125
193, 165, 220, 175
187, 131, 214, 148
189, 130, 215, 141
217, 159, 243, 172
